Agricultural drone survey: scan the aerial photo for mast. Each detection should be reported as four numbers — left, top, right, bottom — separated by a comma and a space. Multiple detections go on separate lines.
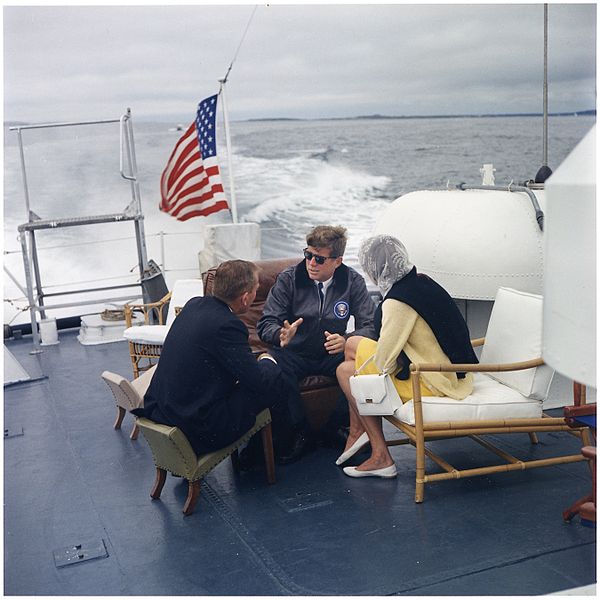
542, 3, 548, 167
219, 79, 238, 224
217, 6, 257, 225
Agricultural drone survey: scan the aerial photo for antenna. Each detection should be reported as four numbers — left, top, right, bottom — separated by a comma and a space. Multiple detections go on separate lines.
218, 6, 259, 223
535, 4, 552, 184
542, 3, 548, 167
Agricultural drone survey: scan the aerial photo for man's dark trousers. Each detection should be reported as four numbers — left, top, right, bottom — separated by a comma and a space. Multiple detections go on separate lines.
269, 348, 349, 434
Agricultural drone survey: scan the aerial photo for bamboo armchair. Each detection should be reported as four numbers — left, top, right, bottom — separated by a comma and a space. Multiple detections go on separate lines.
384, 287, 591, 503
123, 279, 204, 378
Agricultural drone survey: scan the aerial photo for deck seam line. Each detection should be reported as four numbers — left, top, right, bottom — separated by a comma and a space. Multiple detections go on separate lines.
385, 541, 597, 595
202, 480, 322, 596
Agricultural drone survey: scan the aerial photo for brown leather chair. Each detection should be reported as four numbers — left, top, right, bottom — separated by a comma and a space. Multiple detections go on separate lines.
202, 258, 341, 432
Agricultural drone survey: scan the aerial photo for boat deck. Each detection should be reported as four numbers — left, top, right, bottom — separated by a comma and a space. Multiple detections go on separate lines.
4, 331, 596, 595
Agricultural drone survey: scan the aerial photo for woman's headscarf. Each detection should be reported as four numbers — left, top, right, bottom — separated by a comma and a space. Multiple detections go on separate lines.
358, 234, 414, 296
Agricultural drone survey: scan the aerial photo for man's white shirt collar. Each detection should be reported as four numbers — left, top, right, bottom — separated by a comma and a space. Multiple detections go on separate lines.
317, 277, 333, 294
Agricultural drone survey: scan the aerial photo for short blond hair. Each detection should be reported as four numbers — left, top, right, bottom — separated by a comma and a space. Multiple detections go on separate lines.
213, 260, 259, 303
306, 225, 347, 257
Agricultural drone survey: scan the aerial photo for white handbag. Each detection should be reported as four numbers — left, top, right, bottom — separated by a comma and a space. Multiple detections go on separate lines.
349, 356, 403, 416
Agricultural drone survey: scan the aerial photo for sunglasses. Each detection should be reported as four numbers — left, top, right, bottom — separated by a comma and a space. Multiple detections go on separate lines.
303, 249, 338, 265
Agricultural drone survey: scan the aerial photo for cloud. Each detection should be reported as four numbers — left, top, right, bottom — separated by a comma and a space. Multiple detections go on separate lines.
3, 4, 596, 122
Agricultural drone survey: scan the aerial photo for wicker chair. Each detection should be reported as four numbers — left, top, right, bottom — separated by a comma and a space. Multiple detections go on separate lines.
383, 287, 591, 502
123, 279, 204, 378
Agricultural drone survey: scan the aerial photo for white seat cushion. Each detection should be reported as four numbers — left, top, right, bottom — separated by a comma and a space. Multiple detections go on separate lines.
122, 279, 203, 345
395, 373, 543, 425
479, 287, 553, 400
123, 324, 168, 345
165, 279, 204, 327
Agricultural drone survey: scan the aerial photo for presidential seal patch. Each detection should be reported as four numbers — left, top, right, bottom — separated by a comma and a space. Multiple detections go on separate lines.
333, 301, 349, 319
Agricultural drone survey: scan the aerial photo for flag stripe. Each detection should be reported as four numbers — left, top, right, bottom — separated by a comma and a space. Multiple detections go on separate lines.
161, 124, 196, 188
165, 165, 206, 206
159, 94, 229, 222
166, 138, 201, 188
177, 201, 230, 221
171, 194, 228, 220
166, 180, 225, 214
170, 186, 226, 217
162, 163, 222, 210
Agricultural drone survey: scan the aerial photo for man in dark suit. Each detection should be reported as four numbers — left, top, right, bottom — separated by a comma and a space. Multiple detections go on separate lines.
139, 260, 290, 456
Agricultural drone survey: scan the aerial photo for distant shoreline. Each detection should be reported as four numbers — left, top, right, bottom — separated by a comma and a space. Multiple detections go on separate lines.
4, 110, 595, 128
243, 110, 596, 123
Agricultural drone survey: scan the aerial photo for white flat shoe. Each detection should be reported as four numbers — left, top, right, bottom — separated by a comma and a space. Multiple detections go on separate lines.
343, 464, 397, 479
335, 432, 370, 466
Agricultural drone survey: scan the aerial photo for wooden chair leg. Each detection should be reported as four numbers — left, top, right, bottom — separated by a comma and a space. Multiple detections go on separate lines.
579, 502, 596, 524
581, 427, 593, 447
528, 432, 539, 444
150, 468, 167, 499
412, 372, 425, 503
130, 422, 140, 440
415, 472, 425, 503
414, 427, 426, 502
261, 423, 276, 485
114, 406, 126, 430
563, 446, 596, 522
128, 342, 140, 379
573, 381, 586, 406
183, 480, 200, 516
563, 493, 594, 522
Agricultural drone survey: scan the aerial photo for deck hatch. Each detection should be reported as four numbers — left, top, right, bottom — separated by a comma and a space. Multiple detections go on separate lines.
4, 426, 24, 439
53, 539, 108, 568
277, 491, 333, 513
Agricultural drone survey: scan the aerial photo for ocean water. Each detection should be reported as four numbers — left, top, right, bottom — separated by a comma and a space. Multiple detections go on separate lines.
3, 115, 594, 325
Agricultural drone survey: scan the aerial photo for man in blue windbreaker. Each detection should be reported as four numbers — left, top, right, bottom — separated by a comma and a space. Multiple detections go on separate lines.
257, 225, 376, 464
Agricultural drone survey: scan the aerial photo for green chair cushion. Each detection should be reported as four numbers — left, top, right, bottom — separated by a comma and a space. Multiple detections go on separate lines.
137, 408, 272, 481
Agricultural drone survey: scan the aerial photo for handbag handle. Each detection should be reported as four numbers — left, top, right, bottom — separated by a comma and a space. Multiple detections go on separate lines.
354, 355, 384, 376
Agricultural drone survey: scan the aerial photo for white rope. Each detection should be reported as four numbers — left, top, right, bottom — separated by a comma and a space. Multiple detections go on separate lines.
3, 230, 210, 255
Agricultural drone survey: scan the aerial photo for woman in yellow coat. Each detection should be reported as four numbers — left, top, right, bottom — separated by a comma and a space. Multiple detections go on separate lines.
336, 234, 478, 478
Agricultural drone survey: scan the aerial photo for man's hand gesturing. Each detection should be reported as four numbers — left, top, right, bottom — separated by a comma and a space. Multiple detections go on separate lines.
279, 318, 303, 348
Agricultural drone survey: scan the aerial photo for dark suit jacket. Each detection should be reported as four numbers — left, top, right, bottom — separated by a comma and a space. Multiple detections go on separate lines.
139, 295, 286, 454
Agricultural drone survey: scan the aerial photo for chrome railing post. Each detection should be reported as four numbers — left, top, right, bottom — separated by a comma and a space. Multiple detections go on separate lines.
19, 230, 42, 352
16, 128, 32, 220
29, 231, 47, 321
121, 109, 149, 301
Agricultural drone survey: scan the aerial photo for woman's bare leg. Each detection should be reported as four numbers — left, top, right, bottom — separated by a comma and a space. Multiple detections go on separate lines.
336, 335, 394, 470
336, 336, 367, 451
353, 411, 394, 471
337, 359, 366, 450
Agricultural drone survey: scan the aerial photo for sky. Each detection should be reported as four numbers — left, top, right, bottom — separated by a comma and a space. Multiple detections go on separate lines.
3, 2, 597, 123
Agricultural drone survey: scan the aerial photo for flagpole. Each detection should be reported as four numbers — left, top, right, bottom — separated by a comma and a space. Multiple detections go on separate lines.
218, 79, 238, 224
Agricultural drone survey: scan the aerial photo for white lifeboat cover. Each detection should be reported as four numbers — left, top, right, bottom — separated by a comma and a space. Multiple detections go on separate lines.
373, 188, 545, 300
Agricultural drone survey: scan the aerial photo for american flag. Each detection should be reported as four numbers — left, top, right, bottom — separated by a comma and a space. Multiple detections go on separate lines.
159, 94, 230, 221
